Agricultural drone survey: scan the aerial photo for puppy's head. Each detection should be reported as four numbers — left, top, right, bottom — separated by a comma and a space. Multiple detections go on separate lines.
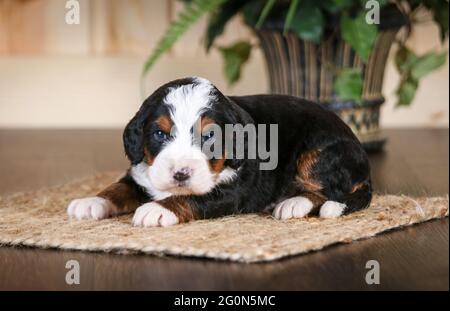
124, 77, 251, 197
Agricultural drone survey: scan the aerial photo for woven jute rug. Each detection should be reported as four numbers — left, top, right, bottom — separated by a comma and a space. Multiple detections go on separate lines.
0, 172, 448, 263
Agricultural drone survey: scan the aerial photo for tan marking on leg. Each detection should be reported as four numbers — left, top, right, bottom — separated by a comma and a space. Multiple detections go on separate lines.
302, 191, 327, 208
157, 196, 197, 223
97, 182, 140, 214
296, 150, 322, 192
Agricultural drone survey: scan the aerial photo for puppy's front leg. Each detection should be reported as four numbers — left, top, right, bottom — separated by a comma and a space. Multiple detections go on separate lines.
132, 196, 197, 227
68, 175, 146, 220
132, 193, 241, 227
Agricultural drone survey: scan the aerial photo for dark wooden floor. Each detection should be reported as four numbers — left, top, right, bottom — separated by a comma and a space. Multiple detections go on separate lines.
0, 128, 448, 290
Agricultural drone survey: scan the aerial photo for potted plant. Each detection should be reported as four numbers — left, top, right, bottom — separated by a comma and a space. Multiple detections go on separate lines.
143, 0, 448, 151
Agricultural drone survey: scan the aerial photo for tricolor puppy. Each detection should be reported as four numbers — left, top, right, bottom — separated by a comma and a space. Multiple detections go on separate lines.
67, 77, 372, 227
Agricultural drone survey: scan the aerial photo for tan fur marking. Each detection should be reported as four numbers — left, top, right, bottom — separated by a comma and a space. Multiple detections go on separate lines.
201, 116, 215, 131
97, 183, 140, 214
210, 158, 226, 173
157, 196, 197, 223
200, 116, 226, 174
302, 191, 327, 208
143, 147, 155, 166
351, 180, 369, 193
192, 116, 214, 135
296, 150, 322, 192
156, 115, 173, 133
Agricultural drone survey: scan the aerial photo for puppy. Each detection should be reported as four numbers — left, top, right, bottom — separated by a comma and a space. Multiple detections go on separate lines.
67, 77, 372, 227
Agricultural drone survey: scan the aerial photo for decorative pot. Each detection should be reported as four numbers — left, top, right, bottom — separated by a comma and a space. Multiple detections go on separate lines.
254, 6, 406, 152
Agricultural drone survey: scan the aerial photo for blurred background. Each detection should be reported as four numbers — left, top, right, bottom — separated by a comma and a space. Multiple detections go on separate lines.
0, 0, 448, 129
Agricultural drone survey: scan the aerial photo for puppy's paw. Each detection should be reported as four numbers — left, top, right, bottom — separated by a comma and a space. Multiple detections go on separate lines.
132, 202, 179, 227
273, 196, 313, 220
67, 196, 116, 220
319, 201, 347, 218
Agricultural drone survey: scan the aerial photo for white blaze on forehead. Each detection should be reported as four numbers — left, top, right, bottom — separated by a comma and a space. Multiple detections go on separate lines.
163, 79, 214, 138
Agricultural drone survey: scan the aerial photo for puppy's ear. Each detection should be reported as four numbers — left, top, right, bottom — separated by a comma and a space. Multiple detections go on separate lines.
224, 97, 255, 170
123, 84, 168, 164
123, 109, 147, 165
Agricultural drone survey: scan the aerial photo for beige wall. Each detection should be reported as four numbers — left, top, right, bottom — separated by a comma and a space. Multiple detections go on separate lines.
0, 0, 448, 128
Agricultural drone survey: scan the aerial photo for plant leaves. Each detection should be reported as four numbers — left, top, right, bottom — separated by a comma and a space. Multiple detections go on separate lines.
334, 0, 354, 8
394, 46, 447, 107
411, 52, 447, 80
396, 77, 418, 107
334, 68, 363, 103
283, 0, 300, 34
142, 0, 226, 78
394, 46, 418, 107
360, 0, 389, 7
255, 0, 277, 29
219, 41, 252, 85
321, 0, 354, 12
289, 1, 324, 43
340, 13, 378, 62
242, 0, 266, 26
394, 46, 418, 73
205, 0, 250, 51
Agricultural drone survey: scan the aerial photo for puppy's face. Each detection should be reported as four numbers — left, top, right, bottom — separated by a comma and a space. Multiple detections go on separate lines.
124, 77, 245, 197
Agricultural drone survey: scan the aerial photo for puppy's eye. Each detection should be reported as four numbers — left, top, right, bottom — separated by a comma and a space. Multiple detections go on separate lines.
153, 130, 169, 142
201, 131, 215, 144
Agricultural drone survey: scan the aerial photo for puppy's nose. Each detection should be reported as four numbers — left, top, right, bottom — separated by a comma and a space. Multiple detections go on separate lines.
173, 167, 191, 182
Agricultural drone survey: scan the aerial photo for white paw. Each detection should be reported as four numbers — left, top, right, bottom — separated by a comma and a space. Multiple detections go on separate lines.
273, 196, 313, 220
67, 196, 116, 220
319, 201, 347, 218
132, 202, 179, 227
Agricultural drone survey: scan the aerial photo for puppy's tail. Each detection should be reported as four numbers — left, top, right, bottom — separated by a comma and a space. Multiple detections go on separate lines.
342, 180, 372, 214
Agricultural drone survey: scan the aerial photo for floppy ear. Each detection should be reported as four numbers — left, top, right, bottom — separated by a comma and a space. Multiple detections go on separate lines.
123, 83, 170, 164
123, 109, 147, 165
224, 97, 255, 170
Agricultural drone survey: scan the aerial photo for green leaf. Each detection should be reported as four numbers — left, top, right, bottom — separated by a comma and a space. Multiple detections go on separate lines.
283, 0, 300, 35
394, 46, 447, 107
334, 68, 363, 103
396, 77, 418, 107
340, 13, 378, 62
332, 0, 354, 9
395, 46, 418, 73
142, 0, 226, 77
242, 0, 265, 26
320, 0, 388, 13
318, 0, 353, 13
255, 0, 277, 29
395, 46, 447, 78
411, 52, 447, 80
205, 0, 249, 51
290, 1, 325, 43
359, 0, 389, 7
219, 41, 252, 84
